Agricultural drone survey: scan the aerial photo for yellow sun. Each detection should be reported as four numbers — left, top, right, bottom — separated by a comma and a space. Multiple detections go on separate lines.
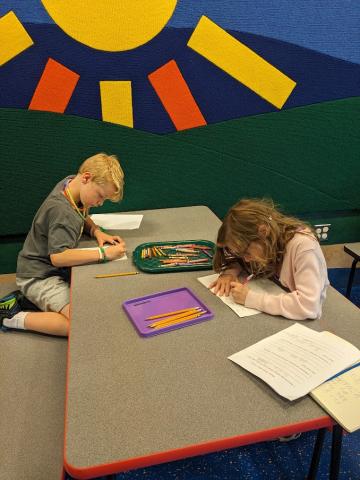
41, 0, 177, 51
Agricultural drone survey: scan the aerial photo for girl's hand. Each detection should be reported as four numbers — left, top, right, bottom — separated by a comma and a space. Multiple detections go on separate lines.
103, 242, 126, 261
94, 229, 125, 248
230, 281, 249, 304
209, 274, 238, 296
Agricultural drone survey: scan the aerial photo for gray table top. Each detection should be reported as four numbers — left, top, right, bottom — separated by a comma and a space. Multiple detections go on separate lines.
65, 206, 360, 477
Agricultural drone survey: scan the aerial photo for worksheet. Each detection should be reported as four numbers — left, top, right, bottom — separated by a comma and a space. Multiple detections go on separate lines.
228, 323, 360, 401
197, 273, 283, 317
91, 214, 143, 230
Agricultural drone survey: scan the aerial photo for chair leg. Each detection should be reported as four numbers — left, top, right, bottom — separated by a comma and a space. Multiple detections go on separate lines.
330, 424, 343, 480
345, 259, 358, 298
307, 428, 326, 480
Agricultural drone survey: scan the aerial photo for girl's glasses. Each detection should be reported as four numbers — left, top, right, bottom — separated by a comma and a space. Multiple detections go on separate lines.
222, 246, 249, 259
222, 246, 237, 259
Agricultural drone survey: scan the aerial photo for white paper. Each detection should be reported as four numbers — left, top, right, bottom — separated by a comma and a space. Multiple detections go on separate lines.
76, 247, 127, 262
228, 323, 360, 401
197, 273, 283, 318
90, 214, 143, 230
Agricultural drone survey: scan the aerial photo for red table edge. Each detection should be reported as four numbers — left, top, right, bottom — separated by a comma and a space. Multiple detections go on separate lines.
63, 415, 333, 479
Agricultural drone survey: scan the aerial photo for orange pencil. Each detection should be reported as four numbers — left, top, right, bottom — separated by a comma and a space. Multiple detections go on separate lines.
145, 307, 201, 320
151, 312, 204, 329
149, 310, 205, 328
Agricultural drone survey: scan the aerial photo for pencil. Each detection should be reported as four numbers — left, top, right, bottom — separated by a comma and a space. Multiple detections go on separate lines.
146, 307, 201, 320
149, 311, 203, 328
243, 273, 254, 284
95, 272, 139, 278
149, 309, 205, 327
151, 312, 205, 329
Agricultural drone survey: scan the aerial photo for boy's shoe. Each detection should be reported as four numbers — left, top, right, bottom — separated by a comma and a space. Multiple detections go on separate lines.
0, 291, 22, 331
0, 289, 38, 311
18, 293, 40, 312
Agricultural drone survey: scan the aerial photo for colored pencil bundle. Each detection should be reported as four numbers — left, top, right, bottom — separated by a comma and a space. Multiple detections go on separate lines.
145, 307, 207, 330
141, 246, 166, 259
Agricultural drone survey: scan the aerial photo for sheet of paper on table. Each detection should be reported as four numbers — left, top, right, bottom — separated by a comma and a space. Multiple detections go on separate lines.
76, 247, 127, 262
197, 273, 283, 317
91, 214, 143, 230
228, 323, 360, 401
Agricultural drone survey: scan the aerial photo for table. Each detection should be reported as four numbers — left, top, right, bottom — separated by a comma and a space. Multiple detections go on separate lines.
64, 206, 360, 479
344, 243, 360, 298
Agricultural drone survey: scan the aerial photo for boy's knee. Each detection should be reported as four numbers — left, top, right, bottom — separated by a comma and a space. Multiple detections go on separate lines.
60, 304, 70, 320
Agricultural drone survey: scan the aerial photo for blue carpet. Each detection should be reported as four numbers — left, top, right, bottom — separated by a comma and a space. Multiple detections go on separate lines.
67, 268, 360, 480
328, 268, 360, 308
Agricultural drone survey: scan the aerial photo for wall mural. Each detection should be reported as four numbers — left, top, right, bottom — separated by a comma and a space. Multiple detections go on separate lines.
0, 0, 359, 134
0, 0, 359, 275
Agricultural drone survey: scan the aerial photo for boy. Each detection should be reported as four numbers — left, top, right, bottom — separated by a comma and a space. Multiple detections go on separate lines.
0, 153, 126, 336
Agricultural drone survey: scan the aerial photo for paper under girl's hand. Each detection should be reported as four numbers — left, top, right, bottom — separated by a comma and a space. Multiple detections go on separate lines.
230, 280, 249, 304
94, 229, 125, 248
209, 274, 238, 296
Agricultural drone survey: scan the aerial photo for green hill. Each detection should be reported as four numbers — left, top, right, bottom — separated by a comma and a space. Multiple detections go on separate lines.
0, 97, 359, 244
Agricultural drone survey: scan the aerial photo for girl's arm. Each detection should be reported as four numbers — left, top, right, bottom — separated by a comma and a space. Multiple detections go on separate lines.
244, 250, 327, 320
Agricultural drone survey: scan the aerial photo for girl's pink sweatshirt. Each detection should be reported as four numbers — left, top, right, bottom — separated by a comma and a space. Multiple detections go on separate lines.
245, 233, 329, 320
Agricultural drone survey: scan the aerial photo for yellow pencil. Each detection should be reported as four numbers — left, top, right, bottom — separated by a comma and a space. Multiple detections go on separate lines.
95, 272, 139, 278
149, 310, 205, 327
152, 313, 204, 329
146, 307, 201, 320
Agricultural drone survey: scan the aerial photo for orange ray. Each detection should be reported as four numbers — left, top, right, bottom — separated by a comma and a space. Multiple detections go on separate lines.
29, 58, 80, 113
148, 60, 207, 131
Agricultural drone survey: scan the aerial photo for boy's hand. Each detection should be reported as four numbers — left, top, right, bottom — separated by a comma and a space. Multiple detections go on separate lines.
209, 274, 237, 296
94, 229, 125, 248
104, 242, 126, 261
230, 280, 249, 304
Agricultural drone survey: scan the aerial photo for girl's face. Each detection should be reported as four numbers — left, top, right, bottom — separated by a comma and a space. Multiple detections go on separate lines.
242, 242, 265, 263
224, 241, 265, 263
80, 174, 116, 208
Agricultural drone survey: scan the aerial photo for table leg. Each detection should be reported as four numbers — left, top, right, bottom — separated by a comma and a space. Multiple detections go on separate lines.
307, 428, 326, 480
345, 259, 358, 298
330, 424, 343, 480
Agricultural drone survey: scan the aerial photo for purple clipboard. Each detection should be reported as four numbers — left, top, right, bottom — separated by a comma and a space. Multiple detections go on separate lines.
122, 287, 213, 337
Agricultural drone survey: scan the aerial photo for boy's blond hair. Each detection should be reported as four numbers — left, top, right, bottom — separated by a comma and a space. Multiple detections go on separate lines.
78, 153, 124, 202
214, 198, 314, 277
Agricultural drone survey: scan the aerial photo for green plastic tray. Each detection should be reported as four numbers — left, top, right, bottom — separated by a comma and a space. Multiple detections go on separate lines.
133, 239, 215, 273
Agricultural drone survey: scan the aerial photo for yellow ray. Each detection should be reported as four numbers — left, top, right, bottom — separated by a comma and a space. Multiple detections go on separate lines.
100, 81, 133, 128
0, 11, 33, 66
188, 16, 296, 109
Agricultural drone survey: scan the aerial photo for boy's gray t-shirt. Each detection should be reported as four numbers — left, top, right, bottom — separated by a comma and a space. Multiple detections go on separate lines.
17, 177, 84, 280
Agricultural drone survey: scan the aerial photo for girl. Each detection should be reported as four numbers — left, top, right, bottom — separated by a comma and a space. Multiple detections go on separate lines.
210, 198, 329, 320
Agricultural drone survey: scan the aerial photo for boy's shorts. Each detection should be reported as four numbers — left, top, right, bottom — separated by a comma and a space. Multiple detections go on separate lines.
16, 276, 70, 313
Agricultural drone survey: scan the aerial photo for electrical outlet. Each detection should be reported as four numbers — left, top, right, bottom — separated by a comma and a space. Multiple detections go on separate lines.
314, 224, 331, 241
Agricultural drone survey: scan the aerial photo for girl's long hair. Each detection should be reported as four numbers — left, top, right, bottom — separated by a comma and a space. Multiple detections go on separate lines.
213, 198, 314, 277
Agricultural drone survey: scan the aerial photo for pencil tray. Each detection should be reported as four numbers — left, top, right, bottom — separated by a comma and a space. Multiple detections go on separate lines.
122, 287, 213, 337
133, 239, 215, 273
